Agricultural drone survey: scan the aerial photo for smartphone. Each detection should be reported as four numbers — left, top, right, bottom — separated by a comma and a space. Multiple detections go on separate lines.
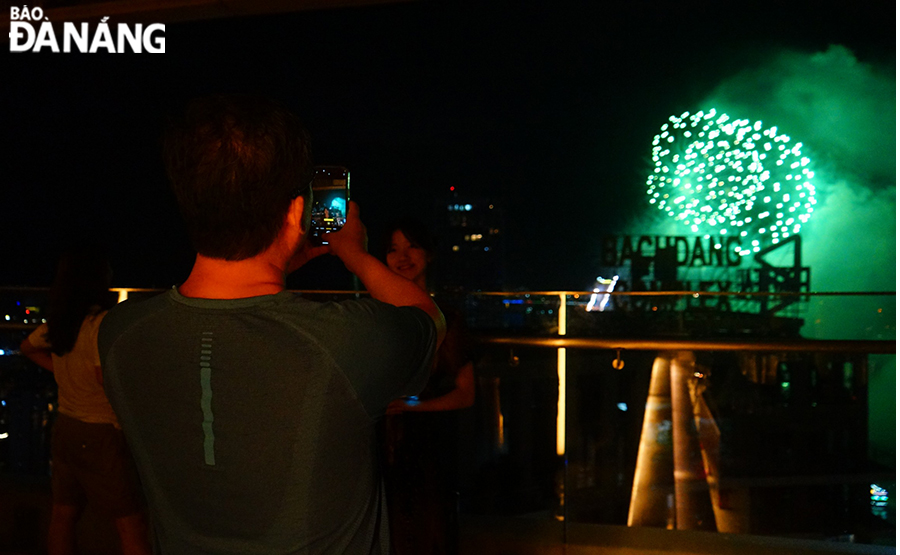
310, 165, 350, 244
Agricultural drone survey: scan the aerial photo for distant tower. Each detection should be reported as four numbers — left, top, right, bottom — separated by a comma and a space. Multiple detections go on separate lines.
434, 189, 506, 291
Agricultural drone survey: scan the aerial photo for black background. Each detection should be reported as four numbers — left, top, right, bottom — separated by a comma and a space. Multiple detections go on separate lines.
3, 0, 894, 289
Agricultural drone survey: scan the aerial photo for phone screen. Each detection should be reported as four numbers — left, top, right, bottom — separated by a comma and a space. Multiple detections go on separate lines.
310, 166, 350, 244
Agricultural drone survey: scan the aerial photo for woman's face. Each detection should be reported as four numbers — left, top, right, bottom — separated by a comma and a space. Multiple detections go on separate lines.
386, 230, 429, 285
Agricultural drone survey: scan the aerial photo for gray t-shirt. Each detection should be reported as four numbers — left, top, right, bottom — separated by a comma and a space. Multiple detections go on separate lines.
98, 288, 435, 554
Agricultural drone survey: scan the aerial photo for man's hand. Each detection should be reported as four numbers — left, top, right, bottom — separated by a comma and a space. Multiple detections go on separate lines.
286, 240, 330, 275
324, 201, 368, 267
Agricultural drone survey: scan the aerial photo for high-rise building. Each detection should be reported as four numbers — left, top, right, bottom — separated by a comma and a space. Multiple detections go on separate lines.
434, 191, 506, 292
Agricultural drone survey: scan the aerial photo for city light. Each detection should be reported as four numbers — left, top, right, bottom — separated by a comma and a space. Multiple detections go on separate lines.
646, 109, 816, 255
447, 204, 474, 212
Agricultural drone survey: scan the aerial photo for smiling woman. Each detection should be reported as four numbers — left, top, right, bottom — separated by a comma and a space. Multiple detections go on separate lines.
386, 223, 433, 290
382, 218, 475, 555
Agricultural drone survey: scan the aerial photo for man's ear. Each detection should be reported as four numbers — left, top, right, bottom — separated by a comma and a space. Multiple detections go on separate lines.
286, 195, 308, 234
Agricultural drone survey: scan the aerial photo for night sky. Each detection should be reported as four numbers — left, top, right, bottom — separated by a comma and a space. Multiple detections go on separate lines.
3, 0, 895, 290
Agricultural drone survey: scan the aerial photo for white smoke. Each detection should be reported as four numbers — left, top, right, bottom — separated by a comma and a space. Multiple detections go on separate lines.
705, 45, 896, 461
705, 46, 895, 338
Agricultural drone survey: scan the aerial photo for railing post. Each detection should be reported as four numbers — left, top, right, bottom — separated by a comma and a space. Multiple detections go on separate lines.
557, 292, 567, 457
557, 293, 568, 539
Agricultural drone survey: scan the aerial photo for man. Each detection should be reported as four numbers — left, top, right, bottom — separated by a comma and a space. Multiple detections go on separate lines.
98, 95, 445, 554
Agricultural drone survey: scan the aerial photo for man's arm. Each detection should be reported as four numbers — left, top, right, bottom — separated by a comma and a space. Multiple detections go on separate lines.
325, 201, 446, 344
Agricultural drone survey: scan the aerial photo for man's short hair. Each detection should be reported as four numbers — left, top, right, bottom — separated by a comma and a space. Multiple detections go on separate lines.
164, 95, 313, 260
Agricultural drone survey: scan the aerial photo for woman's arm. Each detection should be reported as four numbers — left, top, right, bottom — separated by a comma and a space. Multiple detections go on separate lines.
20, 338, 54, 372
387, 362, 475, 414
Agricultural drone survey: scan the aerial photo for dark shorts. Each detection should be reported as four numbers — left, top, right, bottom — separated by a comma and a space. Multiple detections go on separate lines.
51, 413, 144, 518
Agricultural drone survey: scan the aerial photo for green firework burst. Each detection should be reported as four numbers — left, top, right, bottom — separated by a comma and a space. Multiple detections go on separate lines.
646, 109, 816, 256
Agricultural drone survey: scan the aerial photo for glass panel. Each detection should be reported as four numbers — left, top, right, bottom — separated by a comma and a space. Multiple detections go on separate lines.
458, 346, 561, 517
564, 348, 895, 545
1, 288, 893, 552
452, 291, 894, 550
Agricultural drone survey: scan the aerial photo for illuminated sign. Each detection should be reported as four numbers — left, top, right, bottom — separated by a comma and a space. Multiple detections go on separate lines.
601, 235, 743, 268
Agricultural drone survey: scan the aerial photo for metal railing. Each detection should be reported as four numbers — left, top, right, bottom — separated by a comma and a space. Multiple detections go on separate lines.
482, 336, 894, 353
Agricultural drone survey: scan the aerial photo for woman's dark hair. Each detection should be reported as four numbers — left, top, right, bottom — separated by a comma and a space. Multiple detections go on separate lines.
163, 95, 314, 260
46, 246, 115, 356
383, 218, 436, 259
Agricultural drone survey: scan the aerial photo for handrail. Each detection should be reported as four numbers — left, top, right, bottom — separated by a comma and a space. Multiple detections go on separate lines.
471, 290, 896, 297
481, 336, 896, 354
0, 287, 894, 297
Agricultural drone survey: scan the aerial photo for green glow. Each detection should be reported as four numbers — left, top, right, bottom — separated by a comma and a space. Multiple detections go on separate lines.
646, 109, 816, 255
